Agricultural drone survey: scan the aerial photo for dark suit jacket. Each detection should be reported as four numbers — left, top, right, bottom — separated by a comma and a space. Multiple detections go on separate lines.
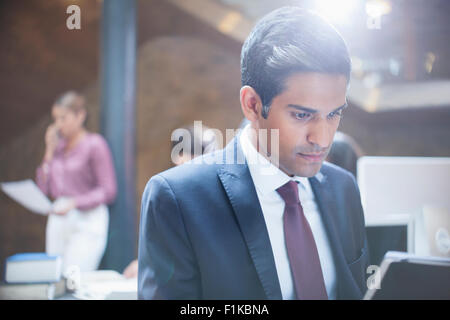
138, 136, 369, 299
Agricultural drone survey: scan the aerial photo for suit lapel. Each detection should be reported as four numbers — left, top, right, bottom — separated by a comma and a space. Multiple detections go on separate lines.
218, 137, 283, 300
309, 173, 362, 299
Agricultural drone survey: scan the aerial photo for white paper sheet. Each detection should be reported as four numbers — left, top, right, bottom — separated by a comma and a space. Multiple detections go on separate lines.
1, 179, 52, 215
73, 270, 137, 300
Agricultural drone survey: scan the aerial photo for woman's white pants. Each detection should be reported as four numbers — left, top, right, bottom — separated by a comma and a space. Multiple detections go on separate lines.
45, 204, 109, 273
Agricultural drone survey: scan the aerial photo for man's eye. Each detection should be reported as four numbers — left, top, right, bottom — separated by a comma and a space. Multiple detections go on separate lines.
293, 112, 311, 120
328, 110, 342, 119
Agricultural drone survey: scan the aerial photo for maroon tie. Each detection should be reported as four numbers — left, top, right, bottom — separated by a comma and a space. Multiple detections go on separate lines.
276, 180, 328, 300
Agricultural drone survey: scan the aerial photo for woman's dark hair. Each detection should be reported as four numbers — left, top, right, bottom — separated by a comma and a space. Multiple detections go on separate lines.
327, 132, 364, 177
241, 7, 351, 118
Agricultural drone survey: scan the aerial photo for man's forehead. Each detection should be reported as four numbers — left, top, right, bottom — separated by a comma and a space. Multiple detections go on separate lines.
283, 72, 348, 89
275, 73, 347, 108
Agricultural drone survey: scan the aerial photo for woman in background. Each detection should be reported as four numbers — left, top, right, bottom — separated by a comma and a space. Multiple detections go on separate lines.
36, 91, 117, 273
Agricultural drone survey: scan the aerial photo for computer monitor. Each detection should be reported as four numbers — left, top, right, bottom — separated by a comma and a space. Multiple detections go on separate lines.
357, 156, 450, 219
357, 157, 450, 260
365, 214, 414, 266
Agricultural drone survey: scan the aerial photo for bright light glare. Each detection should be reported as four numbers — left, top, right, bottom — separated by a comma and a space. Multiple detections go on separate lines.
365, 0, 392, 18
313, 0, 359, 24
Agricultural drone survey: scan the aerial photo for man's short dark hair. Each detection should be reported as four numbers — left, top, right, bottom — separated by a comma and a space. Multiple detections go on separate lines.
241, 7, 351, 118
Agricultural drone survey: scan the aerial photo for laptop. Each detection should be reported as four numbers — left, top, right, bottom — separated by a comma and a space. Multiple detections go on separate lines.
363, 251, 450, 300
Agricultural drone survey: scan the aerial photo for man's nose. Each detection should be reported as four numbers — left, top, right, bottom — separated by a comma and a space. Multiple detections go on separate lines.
306, 118, 332, 149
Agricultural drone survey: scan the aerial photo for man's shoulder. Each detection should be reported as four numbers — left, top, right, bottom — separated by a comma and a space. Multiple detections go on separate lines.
320, 161, 357, 186
151, 149, 225, 189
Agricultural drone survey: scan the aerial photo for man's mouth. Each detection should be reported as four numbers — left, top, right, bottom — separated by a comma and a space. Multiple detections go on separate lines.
296, 152, 326, 162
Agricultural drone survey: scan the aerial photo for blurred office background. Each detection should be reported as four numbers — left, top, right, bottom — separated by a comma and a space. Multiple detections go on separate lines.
0, 0, 449, 276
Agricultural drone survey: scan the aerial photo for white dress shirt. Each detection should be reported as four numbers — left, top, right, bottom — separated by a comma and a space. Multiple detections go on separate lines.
239, 125, 337, 300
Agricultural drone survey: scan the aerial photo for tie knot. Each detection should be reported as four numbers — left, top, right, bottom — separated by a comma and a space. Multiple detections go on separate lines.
276, 180, 300, 205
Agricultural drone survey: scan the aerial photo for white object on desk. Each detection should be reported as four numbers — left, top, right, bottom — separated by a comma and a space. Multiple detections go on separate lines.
73, 270, 137, 300
0, 278, 66, 300
415, 205, 450, 258
5, 252, 62, 283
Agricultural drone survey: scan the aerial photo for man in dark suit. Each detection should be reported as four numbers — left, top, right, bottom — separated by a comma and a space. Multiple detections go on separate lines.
138, 7, 369, 300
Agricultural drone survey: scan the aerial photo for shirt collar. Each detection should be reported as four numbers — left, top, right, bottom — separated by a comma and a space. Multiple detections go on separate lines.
239, 124, 309, 196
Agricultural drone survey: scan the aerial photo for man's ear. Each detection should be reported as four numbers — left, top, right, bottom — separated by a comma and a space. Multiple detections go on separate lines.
240, 86, 263, 122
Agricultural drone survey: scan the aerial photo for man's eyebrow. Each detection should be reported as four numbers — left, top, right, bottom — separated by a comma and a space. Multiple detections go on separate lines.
332, 102, 348, 113
287, 102, 348, 113
287, 104, 318, 113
